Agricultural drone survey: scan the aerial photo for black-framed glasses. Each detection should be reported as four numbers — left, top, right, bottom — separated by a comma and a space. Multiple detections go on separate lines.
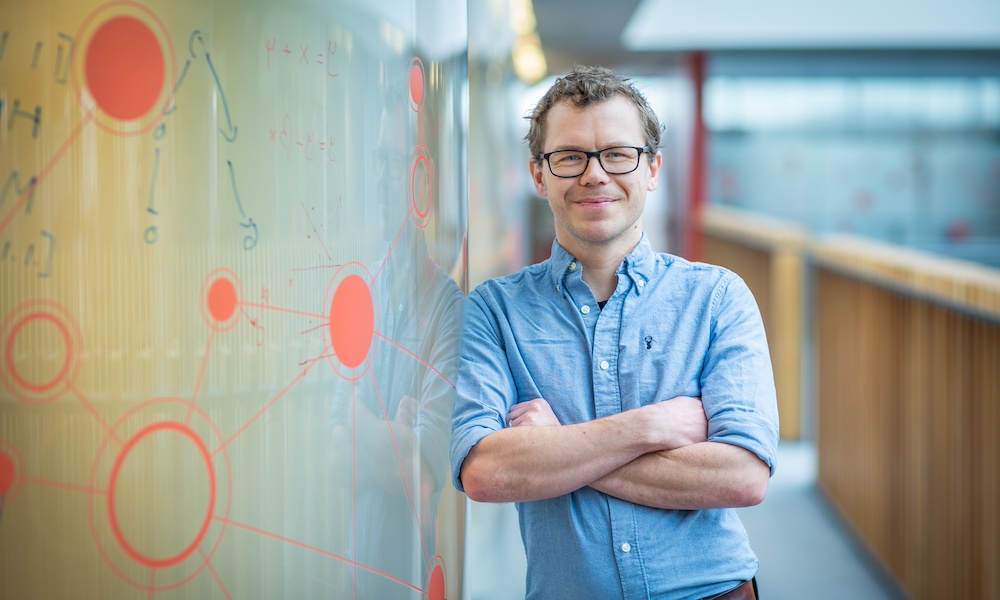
539, 146, 652, 178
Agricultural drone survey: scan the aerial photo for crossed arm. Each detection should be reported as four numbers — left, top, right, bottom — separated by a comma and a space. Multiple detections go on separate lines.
459, 397, 769, 510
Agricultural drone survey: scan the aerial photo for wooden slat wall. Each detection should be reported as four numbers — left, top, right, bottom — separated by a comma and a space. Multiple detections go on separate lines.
701, 206, 806, 440
813, 238, 1000, 600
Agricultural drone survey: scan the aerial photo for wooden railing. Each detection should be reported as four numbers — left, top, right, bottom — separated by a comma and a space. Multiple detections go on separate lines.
812, 236, 1000, 600
701, 205, 807, 440
701, 206, 1000, 599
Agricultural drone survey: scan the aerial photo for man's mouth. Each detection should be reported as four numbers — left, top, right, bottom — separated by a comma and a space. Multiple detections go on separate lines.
574, 197, 616, 206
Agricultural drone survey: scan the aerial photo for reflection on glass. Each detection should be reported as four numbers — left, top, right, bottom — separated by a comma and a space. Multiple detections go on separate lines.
0, 1, 467, 598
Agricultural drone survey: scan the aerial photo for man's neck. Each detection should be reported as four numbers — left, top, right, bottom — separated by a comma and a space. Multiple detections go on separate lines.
559, 233, 642, 303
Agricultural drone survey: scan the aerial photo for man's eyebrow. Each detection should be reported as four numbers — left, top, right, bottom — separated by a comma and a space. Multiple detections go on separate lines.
549, 143, 635, 152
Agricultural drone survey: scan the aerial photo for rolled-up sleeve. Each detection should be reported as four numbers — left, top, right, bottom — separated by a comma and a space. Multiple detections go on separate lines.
449, 288, 515, 493
700, 274, 780, 475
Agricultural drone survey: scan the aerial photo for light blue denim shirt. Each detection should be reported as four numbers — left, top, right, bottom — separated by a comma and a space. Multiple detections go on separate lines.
451, 235, 779, 600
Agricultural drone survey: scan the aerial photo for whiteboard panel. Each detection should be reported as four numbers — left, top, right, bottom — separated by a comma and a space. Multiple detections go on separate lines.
0, 1, 468, 598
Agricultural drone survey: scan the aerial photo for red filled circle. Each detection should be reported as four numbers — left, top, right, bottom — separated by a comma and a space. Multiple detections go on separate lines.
428, 565, 445, 600
207, 278, 238, 323
5, 313, 73, 393
409, 58, 425, 111
0, 450, 15, 496
107, 422, 216, 569
85, 16, 165, 121
328, 275, 374, 369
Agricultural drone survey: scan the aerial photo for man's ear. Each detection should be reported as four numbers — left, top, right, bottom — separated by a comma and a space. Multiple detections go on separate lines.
529, 159, 547, 197
646, 151, 663, 192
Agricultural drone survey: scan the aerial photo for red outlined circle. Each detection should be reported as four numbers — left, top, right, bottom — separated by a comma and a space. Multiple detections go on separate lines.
426, 556, 446, 600
323, 263, 380, 381
200, 268, 243, 332
0, 300, 82, 404
408, 57, 425, 112
87, 398, 232, 593
0, 451, 14, 496
5, 314, 71, 393
107, 422, 216, 569
409, 146, 435, 228
72, 1, 177, 136
0, 440, 24, 509
85, 16, 165, 121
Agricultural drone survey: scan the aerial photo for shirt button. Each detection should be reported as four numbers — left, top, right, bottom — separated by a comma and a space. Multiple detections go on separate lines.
621, 543, 631, 553
637, 280, 645, 288
569, 262, 578, 271
581, 305, 590, 315
600, 360, 609, 370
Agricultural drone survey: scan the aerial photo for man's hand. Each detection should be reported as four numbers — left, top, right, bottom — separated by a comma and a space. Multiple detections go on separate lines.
395, 394, 419, 428
642, 396, 708, 450
506, 398, 560, 427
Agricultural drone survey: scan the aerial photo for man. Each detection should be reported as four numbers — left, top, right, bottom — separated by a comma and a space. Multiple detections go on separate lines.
450, 65, 779, 599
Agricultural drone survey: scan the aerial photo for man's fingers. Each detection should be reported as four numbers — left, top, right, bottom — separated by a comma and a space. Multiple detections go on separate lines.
506, 398, 560, 427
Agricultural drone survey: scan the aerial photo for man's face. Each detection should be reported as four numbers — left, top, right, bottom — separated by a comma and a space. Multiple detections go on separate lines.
377, 107, 409, 240
529, 96, 661, 255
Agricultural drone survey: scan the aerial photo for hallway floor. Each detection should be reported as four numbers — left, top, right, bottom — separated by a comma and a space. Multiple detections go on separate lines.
463, 442, 911, 599
735, 442, 909, 600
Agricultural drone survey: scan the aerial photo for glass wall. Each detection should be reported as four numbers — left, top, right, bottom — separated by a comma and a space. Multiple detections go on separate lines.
0, 0, 467, 598
706, 56, 1000, 267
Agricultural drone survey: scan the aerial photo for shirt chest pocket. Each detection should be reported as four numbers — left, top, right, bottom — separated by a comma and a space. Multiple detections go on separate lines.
621, 332, 703, 410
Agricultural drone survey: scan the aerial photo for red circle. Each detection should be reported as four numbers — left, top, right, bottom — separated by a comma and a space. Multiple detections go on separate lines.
409, 59, 425, 110
0, 451, 15, 496
85, 16, 165, 121
328, 275, 374, 369
207, 278, 238, 323
5, 313, 73, 393
428, 565, 445, 600
107, 422, 216, 569
412, 153, 432, 218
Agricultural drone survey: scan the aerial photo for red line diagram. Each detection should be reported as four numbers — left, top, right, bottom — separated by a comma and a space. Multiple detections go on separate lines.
0, 3, 459, 599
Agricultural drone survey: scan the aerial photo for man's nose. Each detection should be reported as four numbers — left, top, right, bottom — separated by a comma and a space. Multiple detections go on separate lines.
580, 154, 610, 183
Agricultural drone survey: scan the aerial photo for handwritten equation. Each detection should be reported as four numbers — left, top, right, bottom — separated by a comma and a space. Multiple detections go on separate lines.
0, 30, 76, 140
0, 30, 75, 84
264, 36, 338, 78
0, 230, 55, 279
268, 115, 337, 164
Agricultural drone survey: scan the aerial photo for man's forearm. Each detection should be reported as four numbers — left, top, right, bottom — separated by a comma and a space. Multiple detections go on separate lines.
588, 442, 770, 510
459, 411, 658, 503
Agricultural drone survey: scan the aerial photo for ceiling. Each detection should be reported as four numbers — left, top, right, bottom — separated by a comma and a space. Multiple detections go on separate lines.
531, 0, 1000, 78
532, 0, 678, 75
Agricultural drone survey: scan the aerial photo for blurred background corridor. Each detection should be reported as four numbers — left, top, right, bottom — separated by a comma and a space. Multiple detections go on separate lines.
465, 1, 999, 599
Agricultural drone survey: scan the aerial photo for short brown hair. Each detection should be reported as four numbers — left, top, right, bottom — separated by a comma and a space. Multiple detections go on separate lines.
525, 65, 663, 160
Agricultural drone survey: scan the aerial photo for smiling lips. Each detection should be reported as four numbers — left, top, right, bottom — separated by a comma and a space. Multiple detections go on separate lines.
573, 197, 617, 207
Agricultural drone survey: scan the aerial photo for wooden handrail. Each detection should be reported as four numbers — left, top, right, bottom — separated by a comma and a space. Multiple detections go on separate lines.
811, 234, 1000, 319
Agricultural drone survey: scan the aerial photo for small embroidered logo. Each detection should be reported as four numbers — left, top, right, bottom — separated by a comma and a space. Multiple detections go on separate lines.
644, 336, 653, 349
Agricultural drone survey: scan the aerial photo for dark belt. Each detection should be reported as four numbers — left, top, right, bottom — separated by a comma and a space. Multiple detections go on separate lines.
702, 577, 757, 600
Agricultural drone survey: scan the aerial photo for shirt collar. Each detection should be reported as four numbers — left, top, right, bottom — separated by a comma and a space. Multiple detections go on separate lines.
548, 233, 656, 294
